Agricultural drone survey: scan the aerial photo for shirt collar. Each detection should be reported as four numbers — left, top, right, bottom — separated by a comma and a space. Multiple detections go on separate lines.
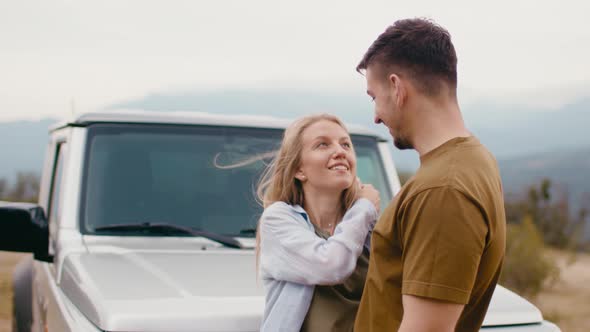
292, 204, 309, 221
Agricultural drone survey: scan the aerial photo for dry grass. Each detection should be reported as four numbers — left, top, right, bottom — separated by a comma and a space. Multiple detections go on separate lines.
0, 252, 30, 332
531, 249, 590, 332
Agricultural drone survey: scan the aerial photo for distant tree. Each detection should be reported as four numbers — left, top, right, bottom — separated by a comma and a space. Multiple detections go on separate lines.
0, 177, 7, 200
2, 172, 40, 203
505, 178, 588, 250
500, 215, 560, 298
576, 192, 590, 251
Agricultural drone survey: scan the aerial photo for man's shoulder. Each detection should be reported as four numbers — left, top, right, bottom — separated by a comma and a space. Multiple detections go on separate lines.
398, 184, 466, 207
415, 145, 500, 193
399, 168, 454, 203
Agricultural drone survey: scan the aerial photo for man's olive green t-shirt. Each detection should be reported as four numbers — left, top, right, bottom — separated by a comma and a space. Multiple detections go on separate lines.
354, 136, 506, 332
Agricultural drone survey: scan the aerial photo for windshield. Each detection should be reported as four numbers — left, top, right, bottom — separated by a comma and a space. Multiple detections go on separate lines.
80, 123, 392, 237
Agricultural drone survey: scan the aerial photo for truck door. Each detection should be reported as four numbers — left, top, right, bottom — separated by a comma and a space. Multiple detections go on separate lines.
32, 138, 70, 332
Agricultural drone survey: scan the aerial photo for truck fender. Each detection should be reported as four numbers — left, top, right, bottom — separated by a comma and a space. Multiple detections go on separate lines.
11, 256, 34, 332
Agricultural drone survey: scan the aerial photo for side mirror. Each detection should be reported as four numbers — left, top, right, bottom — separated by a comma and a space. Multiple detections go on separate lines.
0, 201, 53, 262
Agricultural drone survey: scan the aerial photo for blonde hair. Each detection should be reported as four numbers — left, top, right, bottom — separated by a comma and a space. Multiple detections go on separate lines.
255, 114, 359, 269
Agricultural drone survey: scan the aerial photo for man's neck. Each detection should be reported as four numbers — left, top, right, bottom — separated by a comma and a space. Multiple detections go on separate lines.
411, 101, 471, 157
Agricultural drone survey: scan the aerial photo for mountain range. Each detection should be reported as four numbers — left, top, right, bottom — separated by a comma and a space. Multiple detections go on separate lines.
1, 89, 588, 207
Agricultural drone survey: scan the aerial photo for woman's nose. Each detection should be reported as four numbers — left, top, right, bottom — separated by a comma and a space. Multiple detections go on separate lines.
332, 145, 346, 158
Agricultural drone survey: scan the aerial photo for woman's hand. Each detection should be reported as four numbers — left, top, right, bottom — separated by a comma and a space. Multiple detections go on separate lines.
357, 178, 380, 213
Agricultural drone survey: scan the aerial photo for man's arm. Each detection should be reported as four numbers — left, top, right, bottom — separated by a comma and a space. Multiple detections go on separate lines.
398, 295, 464, 332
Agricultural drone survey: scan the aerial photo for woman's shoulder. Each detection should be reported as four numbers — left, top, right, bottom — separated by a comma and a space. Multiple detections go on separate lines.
262, 201, 308, 225
264, 201, 303, 215
266, 200, 292, 210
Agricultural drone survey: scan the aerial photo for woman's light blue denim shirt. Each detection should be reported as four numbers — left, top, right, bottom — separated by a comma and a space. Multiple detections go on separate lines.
258, 198, 377, 332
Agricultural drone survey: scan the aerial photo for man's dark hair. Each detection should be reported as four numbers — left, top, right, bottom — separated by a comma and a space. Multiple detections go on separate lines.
357, 18, 457, 96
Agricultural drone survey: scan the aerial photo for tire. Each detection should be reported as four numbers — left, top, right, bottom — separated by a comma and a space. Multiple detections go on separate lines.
11, 256, 34, 332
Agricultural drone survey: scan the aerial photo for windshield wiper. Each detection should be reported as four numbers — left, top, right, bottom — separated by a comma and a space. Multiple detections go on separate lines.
239, 228, 257, 236
93, 222, 243, 249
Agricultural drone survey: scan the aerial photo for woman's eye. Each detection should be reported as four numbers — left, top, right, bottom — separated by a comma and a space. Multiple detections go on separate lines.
342, 142, 351, 148
317, 142, 328, 148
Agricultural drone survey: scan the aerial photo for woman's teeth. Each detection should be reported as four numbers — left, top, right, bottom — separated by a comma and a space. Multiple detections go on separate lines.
329, 165, 348, 170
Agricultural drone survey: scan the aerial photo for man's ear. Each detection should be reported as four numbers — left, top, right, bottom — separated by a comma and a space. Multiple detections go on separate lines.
388, 73, 406, 108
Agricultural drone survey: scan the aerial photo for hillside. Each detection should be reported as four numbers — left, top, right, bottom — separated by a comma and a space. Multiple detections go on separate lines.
500, 146, 590, 183
498, 147, 590, 203
0, 92, 588, 199
498, 148, 590, 241
111, 90, 590, 170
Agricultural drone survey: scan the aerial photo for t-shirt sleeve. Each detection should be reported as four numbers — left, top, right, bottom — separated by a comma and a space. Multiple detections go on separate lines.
400, 187, 488, 304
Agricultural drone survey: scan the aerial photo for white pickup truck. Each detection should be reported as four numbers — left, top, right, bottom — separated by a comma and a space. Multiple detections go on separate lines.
1, 110, 560, 331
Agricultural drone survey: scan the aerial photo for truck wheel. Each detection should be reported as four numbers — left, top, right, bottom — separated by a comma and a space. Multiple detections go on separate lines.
12, 256, 33, 332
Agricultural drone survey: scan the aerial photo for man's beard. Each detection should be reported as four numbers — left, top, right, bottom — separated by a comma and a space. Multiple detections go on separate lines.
393, 134, 413, 150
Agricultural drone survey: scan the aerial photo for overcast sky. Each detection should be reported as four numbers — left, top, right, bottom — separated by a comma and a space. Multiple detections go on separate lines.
1, 0, 589, 122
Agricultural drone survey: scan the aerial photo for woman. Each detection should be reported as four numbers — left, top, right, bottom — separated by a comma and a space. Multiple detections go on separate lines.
257, 114, 380, 332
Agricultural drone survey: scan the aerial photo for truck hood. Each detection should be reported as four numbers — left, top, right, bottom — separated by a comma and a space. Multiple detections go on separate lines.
60, 238, 542, 331
61, 239, 263, 332
482, 285, 543, 327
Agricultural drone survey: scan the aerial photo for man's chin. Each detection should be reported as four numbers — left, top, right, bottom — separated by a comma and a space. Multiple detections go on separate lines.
393, 137, 413, 150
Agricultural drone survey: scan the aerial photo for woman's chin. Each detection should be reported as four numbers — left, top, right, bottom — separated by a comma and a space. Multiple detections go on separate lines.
309, 174, 355, 193
334, 179, 355, 191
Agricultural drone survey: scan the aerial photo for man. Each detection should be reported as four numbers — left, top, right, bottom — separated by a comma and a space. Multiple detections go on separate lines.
354, 18, 506, 332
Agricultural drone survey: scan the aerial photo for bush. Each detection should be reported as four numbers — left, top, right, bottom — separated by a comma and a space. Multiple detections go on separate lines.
500, 215, 560, 298
0, 172, 40, 203
505, 178, 588, 250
